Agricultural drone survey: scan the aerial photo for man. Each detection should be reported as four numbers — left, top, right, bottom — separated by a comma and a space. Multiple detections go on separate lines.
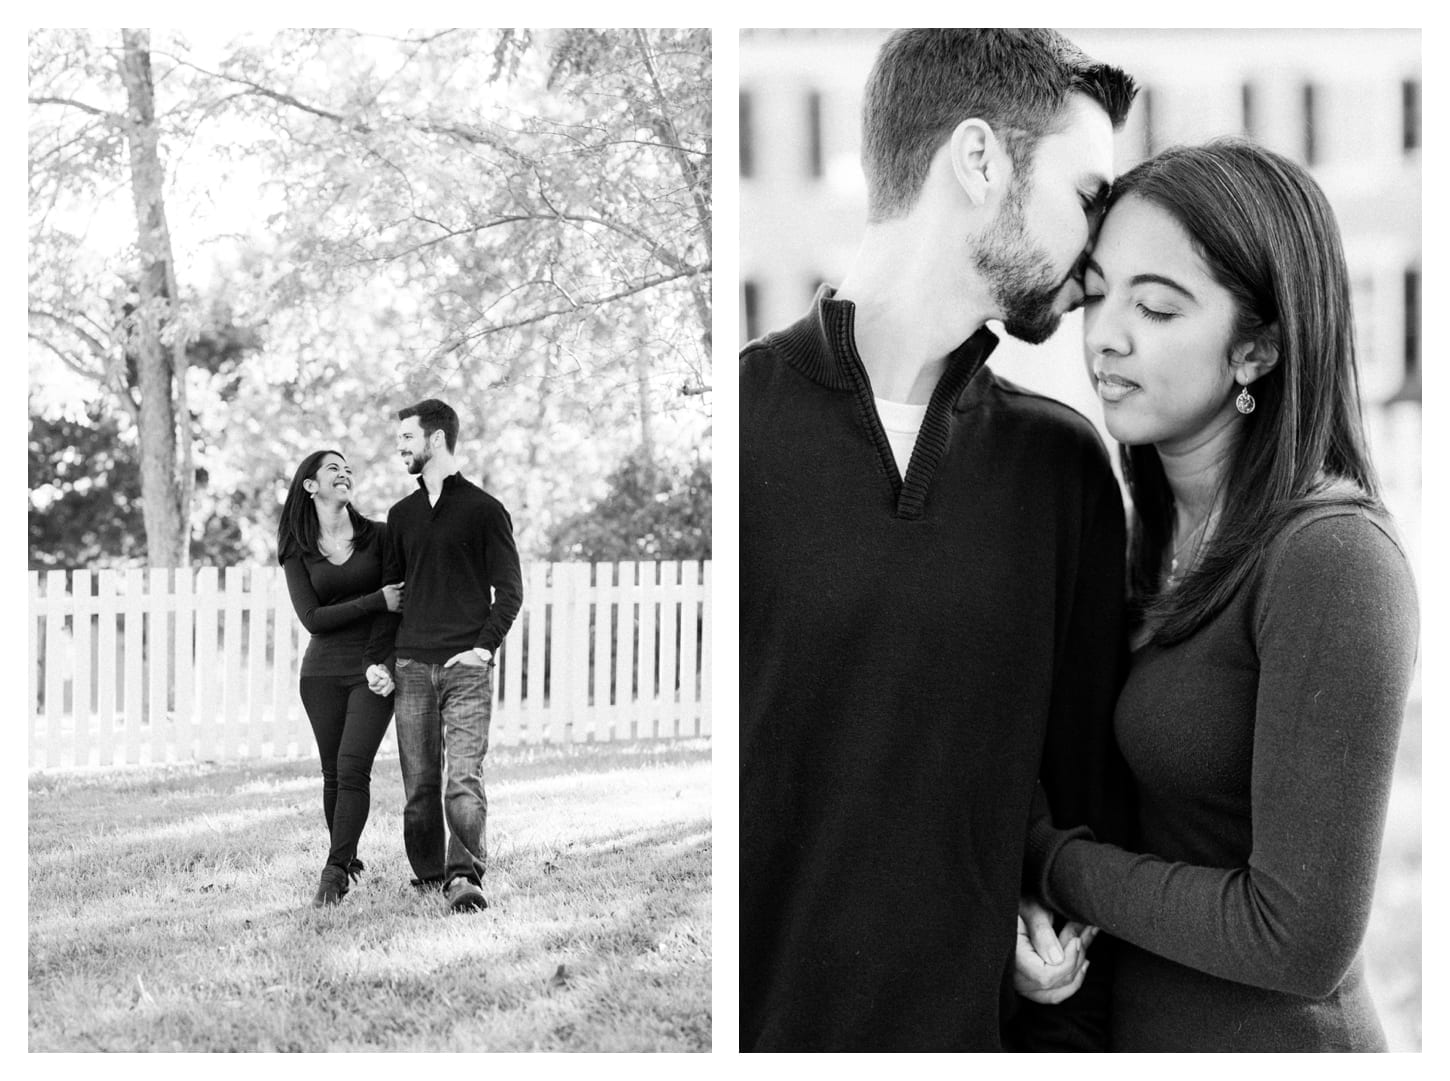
366, 398, 523, 914
740, 29, 1138, 1050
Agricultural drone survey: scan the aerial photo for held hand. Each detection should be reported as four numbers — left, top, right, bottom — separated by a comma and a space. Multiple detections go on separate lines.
443, 648, 490, 668
365, 663, 393, 695
381, 582, 405, 612
1013, 897, 1096, 1005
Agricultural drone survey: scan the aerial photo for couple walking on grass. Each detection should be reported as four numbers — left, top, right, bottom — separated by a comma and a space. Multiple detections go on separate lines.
276, 398, 524, 915
740, 28, 1418, 1052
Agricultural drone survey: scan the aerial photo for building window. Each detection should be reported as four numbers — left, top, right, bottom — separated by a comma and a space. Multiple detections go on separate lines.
1140, 86, 1155, 158
1402, 79, 1420, 152
1241, 82, 1256, 141
1403, 267, 1420, 397
806, 91, 824, 179
1302, 83, 1317, 165
743, 280, 759, 344
740, 91, 754, 179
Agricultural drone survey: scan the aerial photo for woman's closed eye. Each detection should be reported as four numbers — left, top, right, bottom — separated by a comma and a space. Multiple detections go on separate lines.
1135, 302, 1177, 323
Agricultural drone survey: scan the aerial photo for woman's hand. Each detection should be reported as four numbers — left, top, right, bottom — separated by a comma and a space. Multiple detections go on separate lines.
366, 663, 394, 697
381, 581, 405, 612
1013, 895, 1098, 1004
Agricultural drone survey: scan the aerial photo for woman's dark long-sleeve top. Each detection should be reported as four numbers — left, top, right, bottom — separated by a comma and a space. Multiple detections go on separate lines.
1025, 504, 1418, 1051
282, 522, 400, 677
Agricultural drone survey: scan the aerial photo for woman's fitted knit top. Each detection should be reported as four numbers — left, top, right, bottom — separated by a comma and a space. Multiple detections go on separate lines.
282, 522, 396, 677
1026, 503, 1418, 1051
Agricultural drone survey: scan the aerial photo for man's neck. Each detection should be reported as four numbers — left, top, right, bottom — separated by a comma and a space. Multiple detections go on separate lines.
835, 218, 994, 405
421, 454, 458, 499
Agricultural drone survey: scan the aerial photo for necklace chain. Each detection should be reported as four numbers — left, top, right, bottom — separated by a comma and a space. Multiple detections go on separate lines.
1166, 506, 1218, 586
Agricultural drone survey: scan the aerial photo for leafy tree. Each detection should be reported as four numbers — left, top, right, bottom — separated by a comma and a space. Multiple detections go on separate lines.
30, 29, 711, 569
545, 450, 711, 563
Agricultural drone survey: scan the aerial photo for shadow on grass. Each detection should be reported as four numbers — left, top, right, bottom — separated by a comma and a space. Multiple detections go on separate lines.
29, 742, 712, 1051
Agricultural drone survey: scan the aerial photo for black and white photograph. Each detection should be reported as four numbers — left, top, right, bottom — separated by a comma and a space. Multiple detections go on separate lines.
739, 28, 1422, 1052
28, 27, 711, 1052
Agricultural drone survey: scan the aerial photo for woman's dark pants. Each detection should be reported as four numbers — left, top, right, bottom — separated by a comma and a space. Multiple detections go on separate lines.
298, 674, 395, 873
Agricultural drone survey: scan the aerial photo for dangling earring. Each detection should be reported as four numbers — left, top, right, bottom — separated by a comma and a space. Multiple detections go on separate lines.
1235, 382, 1256, 415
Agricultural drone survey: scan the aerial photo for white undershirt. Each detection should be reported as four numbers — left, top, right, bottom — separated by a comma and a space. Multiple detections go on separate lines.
873, 396, 929, 479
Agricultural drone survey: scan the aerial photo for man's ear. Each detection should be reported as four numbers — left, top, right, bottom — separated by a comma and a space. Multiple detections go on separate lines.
1230, 323, 1282, 384
949, 118, 997, 207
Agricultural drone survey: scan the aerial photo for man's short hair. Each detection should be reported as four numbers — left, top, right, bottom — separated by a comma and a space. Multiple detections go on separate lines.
862, 28, 1137, 221
398, 398, 460, 453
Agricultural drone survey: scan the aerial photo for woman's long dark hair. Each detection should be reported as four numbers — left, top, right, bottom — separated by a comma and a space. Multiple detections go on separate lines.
276, 449, 377, 565
1112, 139, 1382, 644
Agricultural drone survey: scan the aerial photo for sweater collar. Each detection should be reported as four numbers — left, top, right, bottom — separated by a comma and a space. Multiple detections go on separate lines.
784, 284, 999, 411
416, 470, 466, 494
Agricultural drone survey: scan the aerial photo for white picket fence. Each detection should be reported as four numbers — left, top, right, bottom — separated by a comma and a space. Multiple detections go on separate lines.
28, 560, 712, 770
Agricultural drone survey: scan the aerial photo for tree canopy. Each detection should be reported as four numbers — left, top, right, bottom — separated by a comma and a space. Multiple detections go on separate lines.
29, 28, 712, 566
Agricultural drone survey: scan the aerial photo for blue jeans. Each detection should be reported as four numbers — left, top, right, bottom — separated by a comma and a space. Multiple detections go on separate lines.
393, 657, 493, 887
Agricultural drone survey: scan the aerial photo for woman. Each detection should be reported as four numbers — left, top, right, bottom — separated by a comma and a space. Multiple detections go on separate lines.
1018, 140, 1418, 1050
277, 450, 402, 908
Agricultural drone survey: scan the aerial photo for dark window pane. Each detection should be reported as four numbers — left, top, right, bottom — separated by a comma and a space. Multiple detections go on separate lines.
1241, 82, 1256, 140
1404, 268, 1420, 381
1141, 86, 1155, 158
740, 91, 754, 178
1303, 83, 1317, 165
807, 91, 823, 179
1403, 79, 1421, 152
743, 280, 759, 344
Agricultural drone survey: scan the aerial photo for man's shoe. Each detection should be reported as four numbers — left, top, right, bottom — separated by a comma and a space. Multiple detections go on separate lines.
311, 866, 349, 908
444, 877, 488, 913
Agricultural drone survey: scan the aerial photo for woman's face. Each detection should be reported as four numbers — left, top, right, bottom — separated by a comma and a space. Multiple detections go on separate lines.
1081, 195, 1246, 451
308, 453, 354, 507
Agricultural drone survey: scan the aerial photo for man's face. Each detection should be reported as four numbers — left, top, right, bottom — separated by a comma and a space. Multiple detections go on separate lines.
973, 93, 1115, 345
396, 416, 431, 475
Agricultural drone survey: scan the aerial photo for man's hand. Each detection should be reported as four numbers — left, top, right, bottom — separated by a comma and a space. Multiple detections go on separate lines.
365, 663, 394, 696
443, 648, 491, 668
381, 581, 405, 612
1013, 895, 1098, 1005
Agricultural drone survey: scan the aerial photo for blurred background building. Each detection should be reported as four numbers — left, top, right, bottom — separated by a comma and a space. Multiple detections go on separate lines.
740, 27, 1422, 1051
740, 28, 1420, 565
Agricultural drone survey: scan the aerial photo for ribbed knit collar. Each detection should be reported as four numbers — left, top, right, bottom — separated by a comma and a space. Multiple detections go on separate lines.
780, 284, 998, 411
778, 284, 999, 520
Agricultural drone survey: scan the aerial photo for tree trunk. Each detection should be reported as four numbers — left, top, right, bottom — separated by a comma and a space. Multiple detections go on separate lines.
117, 29, 189, 567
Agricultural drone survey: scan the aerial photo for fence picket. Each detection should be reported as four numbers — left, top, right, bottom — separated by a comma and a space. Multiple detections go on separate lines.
611, 556, 635, 741
221, 568, 246, 759
122, 569, 145, 764
659, 560, 681, 739
272, 582, 296, 757
29, 574, 41, 769
95, 570, 119, 767
173, 570, 195, 762
696, 559, 707, 736
44, 571, 66, 769
247, 567, 270, 756
148, 567, 171, 765
523, 563, 550, 745
590, 563, 612, 743
71, 570, 94, 768
29, 560, 709, 768
194, 568, 219, 761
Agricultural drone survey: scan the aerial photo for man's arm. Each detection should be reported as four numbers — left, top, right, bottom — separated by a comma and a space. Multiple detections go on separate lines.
363, 516, 403, 666
472, 502, 523, 656
1005, 449, 1132, 1052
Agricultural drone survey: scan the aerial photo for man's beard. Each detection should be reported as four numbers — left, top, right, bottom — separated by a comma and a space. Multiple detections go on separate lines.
973, 183, 1067, 346
405, 446, 431, 475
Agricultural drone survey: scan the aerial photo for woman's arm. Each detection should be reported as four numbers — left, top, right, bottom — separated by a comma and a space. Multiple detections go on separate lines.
1027, 513, 1418, 998
282, 554, 387, 635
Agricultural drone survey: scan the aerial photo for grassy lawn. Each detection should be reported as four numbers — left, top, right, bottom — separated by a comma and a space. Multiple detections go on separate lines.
29, 740, 711, 1052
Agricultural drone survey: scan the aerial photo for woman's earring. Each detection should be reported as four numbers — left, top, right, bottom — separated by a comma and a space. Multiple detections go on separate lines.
1235, 384, 1256, 415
